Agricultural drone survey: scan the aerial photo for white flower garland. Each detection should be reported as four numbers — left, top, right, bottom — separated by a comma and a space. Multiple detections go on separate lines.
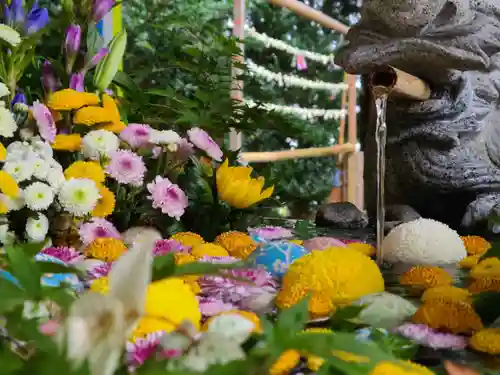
245, 26, 334, 65
244, 99, 346, 121
246, 59, 347, 93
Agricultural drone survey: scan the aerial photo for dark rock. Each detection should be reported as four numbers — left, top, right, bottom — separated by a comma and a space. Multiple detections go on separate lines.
384, 204, 421, 232
315, 202, 368, 229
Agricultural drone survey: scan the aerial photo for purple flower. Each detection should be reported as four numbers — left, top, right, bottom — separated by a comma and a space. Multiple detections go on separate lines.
153, 239, 190, 256
198, 296, 236, 316
24, 1, 49, 35
147, 176, 188, 220
119, 123, 152, 148
86, 47, 109, 70
65, 24, 81, 56
126, 332, 166, 370
86, 261, 112, 280
247, 226, 293, 240
31, 101, 56, 143
40, 246, 83, 265
79, 218, 121, 246
69, 72, 85, 92
11, 92, 26, 108
187, 127, 223, 161
42, 61, 60, 94
7, 0, 24, 25
175, 138, 195, 161
395, 323, 468, 350
106, 150, 146, 186
93, 0, 114, 23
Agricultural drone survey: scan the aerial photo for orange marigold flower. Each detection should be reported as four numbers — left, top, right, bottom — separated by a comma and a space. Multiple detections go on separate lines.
469, 276, 500, 293
400, 266, 453, 292
85, 238, 127, 262
47, 89, 100, 111
458, 254, 481, 269
470, 328, 500, 355
214, 231, 257, 259
470, 257, 500, 279
191, 243, 229, 258
421, 286, 471, 304
170, 232, 205, 247
460, 235, 491, 255
269, 350, 300, 375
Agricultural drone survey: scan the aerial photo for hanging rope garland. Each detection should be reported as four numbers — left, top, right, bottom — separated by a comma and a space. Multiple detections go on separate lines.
244, 99, 346, 121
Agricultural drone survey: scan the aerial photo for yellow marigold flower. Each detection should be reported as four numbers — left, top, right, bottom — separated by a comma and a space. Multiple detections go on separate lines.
0, 171, 19, 198
469, 276, 500, 293
412, 300, 483, 334
100, 120, 126, 133
461, 235, 491, 255
421, 286, 471, 304
216, 159, 274, 209
0, 200, 8, 214
289, 239, 303, 246
214, 231, 257, 259
370, 361, 435, 375
85, 238, 127, 262
269, 350, 300, 375
172, 252, 199, 292
470, 328, 500, 355
174, 252, 197, 265
98, 94, 126, 133
132, 278, 201, 340
47, 89, 100, 111
73, 106, 113, 126
191, 243, 229, 258
90, 276, 109, 294
64, 161, 105, 185
0, 143, 6, 161
346, 242, 376, 256
276, 248, 384, 318
458, 254, 481, 269
400, 266, 453, 292
92, 185, 115, 217
170, 232, 205, 247
185, 279, 201, 294
471, 257, 500, 279
203, 310, 262, 333
52, 134, 82, 151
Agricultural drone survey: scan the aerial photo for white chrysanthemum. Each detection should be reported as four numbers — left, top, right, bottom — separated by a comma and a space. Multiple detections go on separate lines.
45, 167, 66, 191
355, 292, 417, 329
81, 130, 120, 160
0, 24, 21, 47
26, 213, 49, 243
19, 128, 35, 141
0, 107, 18, 138
382, 218, 467, 265
0, 193, 25, 211
149, 130, 181, 145
6, 141, 35, 161
31, 137, 54, 160
0, 82, 9, 98
24, 182, 54, 211
58, 178, 101, 216
32, 158, 51, 180
3, 160, 35, 182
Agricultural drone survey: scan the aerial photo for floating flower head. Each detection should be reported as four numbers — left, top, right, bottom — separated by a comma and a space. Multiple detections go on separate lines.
147, 176, 188, 220
247, 226, 293, 240
461, 235, 491, 255
396, 323, 467, 350
153, 239, 189, 256
126, 332, 165, 370
470, 257, 500, 279
106, 150, 146, 186
85, 237, 127, 262
58, 178, 101, 216
79, 218, 121, 246
169, 232, 204, 247
52, 134, 82, 152
191, 243, 230, 258
216, 160, 274, 209
214, 231, 257, 259
64, 161, 105, 185
40, 246, 83, 265
469, 276, 500, 293
119, 124, 151, 148
458, 254, 481, 269
470, 328, 500, 355
47, 89, 100, 111
400, 266, 453, 293
187, 127, 223, 161
421, 286, 471, 304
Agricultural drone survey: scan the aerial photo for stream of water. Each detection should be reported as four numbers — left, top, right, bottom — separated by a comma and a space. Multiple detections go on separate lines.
373, 88, 389, 265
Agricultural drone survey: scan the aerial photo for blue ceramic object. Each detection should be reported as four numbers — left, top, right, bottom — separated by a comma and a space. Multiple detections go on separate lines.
250, 235, 267, 244
253, 241, 308, 277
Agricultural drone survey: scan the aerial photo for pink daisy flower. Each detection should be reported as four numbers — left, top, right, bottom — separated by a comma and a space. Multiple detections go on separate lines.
79, 218, 121, 246
395, 323, 467, 350
187, 127, 223, 161
153, 239, 190, 256
198, 296, 236, 316
126, 331, 165, 370
247, 226, 293, 240
40, 246, 83, 265
175, 138, 195, 161
86, 261, 112, 280
120, 124, 152, 148
31, 101, 56, 143
147, 176, 188, 220
106, 150, 146, 186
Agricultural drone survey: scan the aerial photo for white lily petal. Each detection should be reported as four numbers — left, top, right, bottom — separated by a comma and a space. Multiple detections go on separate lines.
207, 314, 255, 344
89, 344, 122, 375
64, 316, 92, 368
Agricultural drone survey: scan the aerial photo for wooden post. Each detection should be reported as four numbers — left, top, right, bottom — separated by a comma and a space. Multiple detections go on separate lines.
346, 74, 359, 207
230, 0, 245, 151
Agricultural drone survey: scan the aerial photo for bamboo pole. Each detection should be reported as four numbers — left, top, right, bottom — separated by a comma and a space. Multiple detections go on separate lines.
370, 66, 431, 101
240, 143, 356, 163
230, 0, 245, 151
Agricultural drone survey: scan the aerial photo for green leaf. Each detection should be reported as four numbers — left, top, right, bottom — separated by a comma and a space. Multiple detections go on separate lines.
472, 291, 500, 325
4, 245, 41, 299
86, 22, 104, 65
480, 242, 500, 261
275, 297, 310, 335
0, 346, 24, 374
19, 242, 46, 257
152, 253, 177, 281
0, 279, 26, 314
330, 304, 366, 331
36, 262, 83, 277
173, 260, 246, 277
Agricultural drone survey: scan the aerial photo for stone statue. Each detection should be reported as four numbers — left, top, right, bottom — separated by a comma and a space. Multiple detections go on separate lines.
334, 0, 500, 232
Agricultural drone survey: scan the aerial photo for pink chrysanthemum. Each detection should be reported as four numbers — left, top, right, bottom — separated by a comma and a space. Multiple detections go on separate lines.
32, 101, 56, 143
119, 124, 152, 148
247, 226, 293, 240
395, 323, 467, 350
153, 239, 190, 256
40, 246, 83, 265
79, 218, 121, 246
86, 261, 112, 280
175, 138, 195, 161
198, 296, 236, 316
106, 150, 146, 186
126, 331, 165, 370
147, 176, 188, 220
187, 127, 223, 161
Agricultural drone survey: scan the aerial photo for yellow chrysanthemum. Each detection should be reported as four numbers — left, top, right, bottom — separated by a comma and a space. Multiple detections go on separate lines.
421, 286, 471, 304
170, 232, 205, 247
47, 89, 100, 111
460, 235, 491, 255
458, 254, 481, 269
174, 252, 197, 265
52, 134, 82, 151
276, 248, 384, 318
470, 328, 500, 355
412, 300, 483, 334
98, 94, 126, 133
132, 278, 201, 340
191, 243, 229, 258
64, 161, 105, 185
0, 200, 8, 214
216, 159, 274, 209
469, 276, 500, 293
269, 350, 301, 375
92, 185, 115, 217
203, 310, 262, 333
0, 142, 6, 161
185, 280, 201, 294
90, 276, 110, 294
100, 120, 126, 133
85, 238, 127, 262
400, 266, 453, 292
72, 93, 124, 130
173, 252, 200, 292
214, 231, 257, 259
289, 239, 303, 246
0, 171, 19, 198
470, 257, 500, 279
346, 242, 376, 256
370, 361, 435, 375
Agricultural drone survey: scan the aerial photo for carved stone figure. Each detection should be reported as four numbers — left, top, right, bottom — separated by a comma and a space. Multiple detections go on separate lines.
335, 0, 500, 232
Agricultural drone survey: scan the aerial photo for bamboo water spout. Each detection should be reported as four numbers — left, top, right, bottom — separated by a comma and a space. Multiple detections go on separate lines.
370, 66, 431, 101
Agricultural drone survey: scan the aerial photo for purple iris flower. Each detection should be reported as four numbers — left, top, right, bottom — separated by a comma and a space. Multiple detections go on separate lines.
11, 92, 27, 108
69, 72, 85, 92
24, 1, 49, 35
65, 24, 81, 56
93, 0, 114, 23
